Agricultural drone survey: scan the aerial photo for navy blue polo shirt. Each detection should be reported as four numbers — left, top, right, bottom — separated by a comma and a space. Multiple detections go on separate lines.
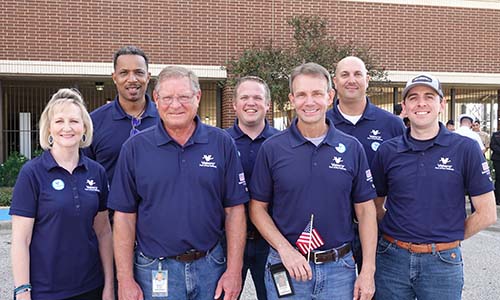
108, 116, 249, 257
250, 118, 376, 249
84, 95, 159, 184
9, 151, 108, 300
225, 119, 280, 188
226, 119, 279, 233
371, 124, 493, 243
326, 98, 405, 163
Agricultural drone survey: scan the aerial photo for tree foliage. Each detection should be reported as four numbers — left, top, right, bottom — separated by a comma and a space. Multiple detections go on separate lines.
226, 15, 387, 111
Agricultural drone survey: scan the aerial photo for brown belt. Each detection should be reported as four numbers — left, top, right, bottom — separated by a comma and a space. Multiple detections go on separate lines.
383, 234, 460, 254
303, 243, 351, 264
247, 230, 261, 240
169, 250, 207, 263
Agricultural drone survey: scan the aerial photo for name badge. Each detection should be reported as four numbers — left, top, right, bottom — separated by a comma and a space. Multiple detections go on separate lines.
152, 261, 168, 297
270, 263, 294, 298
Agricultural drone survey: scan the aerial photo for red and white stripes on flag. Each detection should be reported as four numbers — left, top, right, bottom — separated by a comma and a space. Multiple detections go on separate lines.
295, 220, 324, 255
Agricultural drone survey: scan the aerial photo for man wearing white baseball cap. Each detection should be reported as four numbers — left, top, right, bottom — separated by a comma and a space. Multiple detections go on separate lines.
455, 113, 486, 153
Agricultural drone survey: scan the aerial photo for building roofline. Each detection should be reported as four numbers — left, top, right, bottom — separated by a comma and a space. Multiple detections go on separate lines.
386, 70, 500, 86
0, 60, 227, 80
346, 0, 500, 10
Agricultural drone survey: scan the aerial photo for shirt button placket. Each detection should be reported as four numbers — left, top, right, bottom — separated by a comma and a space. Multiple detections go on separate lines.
312, 149, 318, 168
180, 148, 187, 173
418, 152, 426, 176
71, 177, 80, 215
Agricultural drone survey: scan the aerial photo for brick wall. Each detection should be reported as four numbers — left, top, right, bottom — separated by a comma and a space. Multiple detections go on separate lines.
1, 0, 500, 125
2, 1, 499, 71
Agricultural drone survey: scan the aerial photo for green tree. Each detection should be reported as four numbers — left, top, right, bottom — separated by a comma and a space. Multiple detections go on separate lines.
226, 15, 387, 113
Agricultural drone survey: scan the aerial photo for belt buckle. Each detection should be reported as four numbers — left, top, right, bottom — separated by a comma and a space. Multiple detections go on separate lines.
407, 242, 414, 253
312, 248, 329, 264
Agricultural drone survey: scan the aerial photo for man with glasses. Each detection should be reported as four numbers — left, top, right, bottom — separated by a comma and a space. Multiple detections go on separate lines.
84, 45, 159, 184
226, 76, 279, 299
109, 66, 248, 300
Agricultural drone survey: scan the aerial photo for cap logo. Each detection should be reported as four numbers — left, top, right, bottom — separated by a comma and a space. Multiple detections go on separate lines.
412, 75, 433, 83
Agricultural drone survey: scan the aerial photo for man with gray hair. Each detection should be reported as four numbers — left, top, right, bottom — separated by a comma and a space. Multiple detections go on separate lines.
109, 66, 248, 300
250, 62, 377, 300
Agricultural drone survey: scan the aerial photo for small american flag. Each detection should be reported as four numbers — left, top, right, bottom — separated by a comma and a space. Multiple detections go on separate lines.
295, 219, 324, 255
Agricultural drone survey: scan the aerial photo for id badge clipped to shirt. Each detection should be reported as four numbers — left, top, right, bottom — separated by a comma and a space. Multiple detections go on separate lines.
269, 263, 294, 298
152, 260, 168, 298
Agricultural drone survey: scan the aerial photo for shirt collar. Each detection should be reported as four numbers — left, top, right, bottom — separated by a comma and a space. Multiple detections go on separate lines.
155, 115, 208, 146
397, 122, 452, 152
229, 118, 275, 140
331, 97, 377, 124
289, 118, 338, 148
41, 149, 88, 171
112, 94, 156, 120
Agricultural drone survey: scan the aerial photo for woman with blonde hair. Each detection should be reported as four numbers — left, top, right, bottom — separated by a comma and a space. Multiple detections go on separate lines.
10, 88, 113, 300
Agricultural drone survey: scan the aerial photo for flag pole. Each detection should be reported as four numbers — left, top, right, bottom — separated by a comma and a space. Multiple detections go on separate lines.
307, 214, 314, 262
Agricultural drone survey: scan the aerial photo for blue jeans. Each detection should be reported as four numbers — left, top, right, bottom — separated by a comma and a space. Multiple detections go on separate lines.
241, 237, 269, 300
264, 247, 356, 300
134, 243, 226, 300
375, 237, 464, 300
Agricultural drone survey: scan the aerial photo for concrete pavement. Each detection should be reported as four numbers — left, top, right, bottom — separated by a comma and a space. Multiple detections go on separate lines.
2, 207, 500, 299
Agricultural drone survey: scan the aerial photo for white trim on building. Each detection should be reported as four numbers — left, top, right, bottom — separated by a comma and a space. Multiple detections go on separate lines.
346, 0, 500, 10
0, 60, 227, 80
387, 70, 500, 86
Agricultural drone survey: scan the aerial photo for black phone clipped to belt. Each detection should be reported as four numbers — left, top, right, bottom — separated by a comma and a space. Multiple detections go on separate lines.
269, 263, 294, 298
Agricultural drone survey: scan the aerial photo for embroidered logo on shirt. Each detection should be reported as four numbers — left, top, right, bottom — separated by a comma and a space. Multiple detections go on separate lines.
371, 142, 380, 151
365, 169, 373, 182
238, 172, 247, 186
481, 161, 491, 175
85, 179, 100, 192
199, 154, 217, 168
329, 156, 347, 171
435, 157, 454, 171
52, 179, 65, 191
335, 143, 346, 153
368, 129, 383, 141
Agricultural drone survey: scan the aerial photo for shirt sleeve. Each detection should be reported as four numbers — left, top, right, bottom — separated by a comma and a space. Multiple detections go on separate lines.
97, 165, 109, 212
370, 145, 388, 197
248, 142, 274, 202
82, 144, 96, 160
392, 117, 406, 137
107, 143, 139, 213
464, 141, 494, 196
9, 164, 38, 218
223, 135, 249, 207
351, 141, 377, 203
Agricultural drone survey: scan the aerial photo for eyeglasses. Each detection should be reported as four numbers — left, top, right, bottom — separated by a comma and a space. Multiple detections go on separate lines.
130, 116, 141, 136
158, 93, 195, 105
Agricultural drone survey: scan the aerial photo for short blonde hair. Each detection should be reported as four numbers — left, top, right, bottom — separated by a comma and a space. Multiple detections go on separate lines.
39, 88, 93, 150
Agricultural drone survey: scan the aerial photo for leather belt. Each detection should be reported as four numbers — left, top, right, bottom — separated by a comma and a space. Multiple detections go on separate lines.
169, 249, 207, 263
383, 234, 460, 254
303, 243, 351, 264
247, 230, 261, 240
